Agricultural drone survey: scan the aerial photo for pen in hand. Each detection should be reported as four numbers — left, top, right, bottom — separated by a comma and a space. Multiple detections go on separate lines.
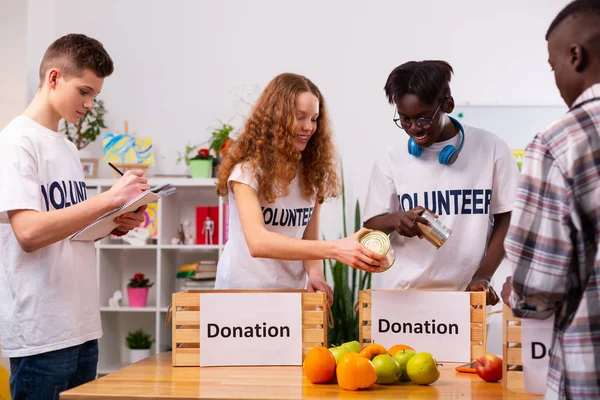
108, 162, 124, 176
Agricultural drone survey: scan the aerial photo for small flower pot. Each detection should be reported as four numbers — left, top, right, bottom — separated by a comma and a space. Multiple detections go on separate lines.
189, 159, 212, 179
129, 348, 151, 364
127, 287, 149, 308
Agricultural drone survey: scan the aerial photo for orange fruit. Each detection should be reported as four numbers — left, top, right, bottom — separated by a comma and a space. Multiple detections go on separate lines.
359, 343, 389, 360
388, 344, 415, 357
303, 346, 336, 384
336, 352, 377, 391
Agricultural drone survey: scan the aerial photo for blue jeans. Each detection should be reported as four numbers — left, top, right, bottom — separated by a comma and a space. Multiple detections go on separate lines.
9, 339, 98, 400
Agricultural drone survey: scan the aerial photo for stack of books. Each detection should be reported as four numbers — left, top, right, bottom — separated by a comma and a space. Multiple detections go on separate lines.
176, 261, 217, 291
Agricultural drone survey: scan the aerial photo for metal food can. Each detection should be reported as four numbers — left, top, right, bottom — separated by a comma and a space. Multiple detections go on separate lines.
416, 210, 452, 248
359, 230, 395, 272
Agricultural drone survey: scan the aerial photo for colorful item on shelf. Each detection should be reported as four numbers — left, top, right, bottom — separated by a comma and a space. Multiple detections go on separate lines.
127, 287, 149, 307
127, 273, 154, 307
175, 261, 217, 292
141, 203, 158, 238
223, 202, 229, 244
195, 206, 219, 245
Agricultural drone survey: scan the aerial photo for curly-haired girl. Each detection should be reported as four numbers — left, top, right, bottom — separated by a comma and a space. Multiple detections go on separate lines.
215, 73, 384, 304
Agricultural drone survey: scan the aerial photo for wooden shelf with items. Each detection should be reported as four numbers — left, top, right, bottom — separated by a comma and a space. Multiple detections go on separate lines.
85, 178, 226, 375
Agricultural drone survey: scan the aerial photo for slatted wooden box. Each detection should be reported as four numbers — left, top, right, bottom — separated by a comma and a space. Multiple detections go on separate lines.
168, 290, 328, 366
502, 304, 525, 393
358, 290, 487, 361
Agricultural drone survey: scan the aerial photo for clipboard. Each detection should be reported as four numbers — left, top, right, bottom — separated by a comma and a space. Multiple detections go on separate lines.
69, 183, 176, 242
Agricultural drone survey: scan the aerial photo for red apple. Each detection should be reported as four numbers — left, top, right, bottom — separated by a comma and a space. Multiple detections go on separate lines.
476, 354, 503, 382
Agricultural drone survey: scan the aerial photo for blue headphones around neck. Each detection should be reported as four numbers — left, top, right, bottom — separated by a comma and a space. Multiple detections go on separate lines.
407, 116, 465, 165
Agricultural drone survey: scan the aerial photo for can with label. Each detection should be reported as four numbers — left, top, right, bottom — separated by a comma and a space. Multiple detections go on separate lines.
417, 210, 452, 248
359, 230, 395, 272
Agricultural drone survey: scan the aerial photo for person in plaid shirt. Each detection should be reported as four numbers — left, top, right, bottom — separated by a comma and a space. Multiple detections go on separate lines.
501, 0, 600, 398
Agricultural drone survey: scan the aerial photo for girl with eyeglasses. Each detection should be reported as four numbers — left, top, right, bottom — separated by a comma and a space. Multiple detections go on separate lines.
362, 60, 519, 305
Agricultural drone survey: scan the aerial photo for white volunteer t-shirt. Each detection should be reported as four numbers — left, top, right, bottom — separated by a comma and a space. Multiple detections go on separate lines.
363, 122, 519, 291
215, 163, 315, 290
0, 116, 102, 358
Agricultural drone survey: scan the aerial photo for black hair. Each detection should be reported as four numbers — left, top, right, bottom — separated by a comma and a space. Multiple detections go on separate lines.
384, 60, 453, 106
546, 0, 600, 40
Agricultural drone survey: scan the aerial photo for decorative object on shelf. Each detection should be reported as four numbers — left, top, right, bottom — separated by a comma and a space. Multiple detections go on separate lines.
125, 329, 153, 364
190, 148, 213, 179
127, 273, 154, 308
175, 261, 217, 292
208, 121, 235, 178
177, 145, 213, 179
121, 228, 150, 246
202, 216, 215, 245
62, 98, 107, 150
322, 168, 371, 347
103, 121, 154, 177
80, 158, 99, 178
141, 203, 159, 239
196, 206, 219, 245
183, 220, 195, 245
223, 201, 230, 244
208, 121, 234, 158
108, 290, 123, 308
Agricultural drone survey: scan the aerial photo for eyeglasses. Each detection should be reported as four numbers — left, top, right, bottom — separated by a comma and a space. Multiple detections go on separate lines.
393, 96, 448, 130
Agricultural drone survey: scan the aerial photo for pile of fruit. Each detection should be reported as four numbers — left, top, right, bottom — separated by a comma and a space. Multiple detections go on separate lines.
303, 340, 441, 391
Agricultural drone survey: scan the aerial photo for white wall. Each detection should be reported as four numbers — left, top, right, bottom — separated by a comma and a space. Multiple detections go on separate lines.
0, 0, 27, 129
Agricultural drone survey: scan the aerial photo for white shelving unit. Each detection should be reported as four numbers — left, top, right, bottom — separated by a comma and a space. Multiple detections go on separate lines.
86, 178, 224, 375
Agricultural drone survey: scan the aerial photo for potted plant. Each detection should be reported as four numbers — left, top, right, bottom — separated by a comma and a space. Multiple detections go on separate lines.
208, 121, 234, 177
176, 145, 213, 179
127, 273, 154, 308
126, 329, 153, 364
208, 121, 234, 158
189, 148, 213, 179
62, 98, 107, 150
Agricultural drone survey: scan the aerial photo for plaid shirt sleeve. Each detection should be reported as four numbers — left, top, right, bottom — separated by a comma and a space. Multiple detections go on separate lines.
504, 134, 574, 320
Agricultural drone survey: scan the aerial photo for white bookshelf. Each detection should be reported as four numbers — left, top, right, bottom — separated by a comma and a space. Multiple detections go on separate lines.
86, 178, 224, 375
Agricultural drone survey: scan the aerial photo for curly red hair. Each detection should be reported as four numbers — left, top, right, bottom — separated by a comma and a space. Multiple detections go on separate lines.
216, 73, 340, 204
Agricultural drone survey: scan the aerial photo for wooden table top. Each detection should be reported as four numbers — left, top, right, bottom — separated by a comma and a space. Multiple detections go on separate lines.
61, 352, 540, 399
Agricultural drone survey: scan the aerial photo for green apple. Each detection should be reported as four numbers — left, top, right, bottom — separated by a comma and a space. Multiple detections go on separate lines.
340, 340, 361, 353
372, 354, 401, 384
393, 349, 416, 381
329, 345, 350, 364
406, 352, 440, 385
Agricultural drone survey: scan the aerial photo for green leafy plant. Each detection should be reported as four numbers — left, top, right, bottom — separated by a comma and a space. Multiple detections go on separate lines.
177, 142, 201, 166
125, 329, 153, 349
62, 98, 107, 150
208, 121, 234, 157
323, 170, 372, 347
127, 273, 154, 288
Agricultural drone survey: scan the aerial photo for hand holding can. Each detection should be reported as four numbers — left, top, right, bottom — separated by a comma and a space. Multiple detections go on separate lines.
416, 210, 452, 248
359, 230, 395, 272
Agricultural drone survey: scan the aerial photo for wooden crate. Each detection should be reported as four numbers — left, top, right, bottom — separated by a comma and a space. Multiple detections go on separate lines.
502, 304, 524, 393
168, 290, 328, 366
358, 290, 487, 361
